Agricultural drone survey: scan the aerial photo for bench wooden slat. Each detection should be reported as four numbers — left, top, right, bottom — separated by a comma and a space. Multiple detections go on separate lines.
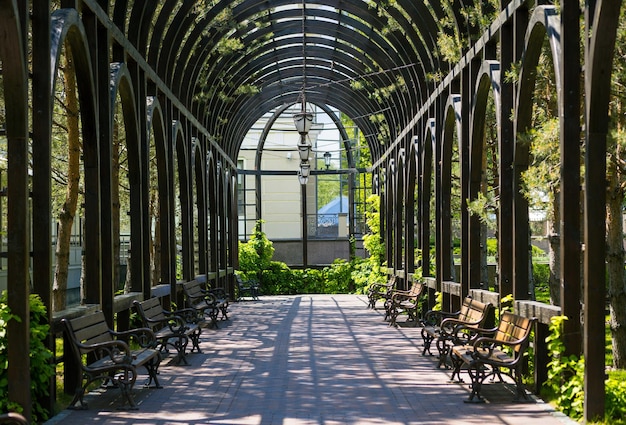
133, 298, 203, 365
366, 275, 397, 309
384, 281, 425, 327
62, 311, 162, 410
236, 275, 260, 301
450, 311, 536, 403
181, 280, 229, 328
420, 296, 494, 368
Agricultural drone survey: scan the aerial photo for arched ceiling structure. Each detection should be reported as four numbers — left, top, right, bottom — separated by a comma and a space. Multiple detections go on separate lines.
115, 0, 460, 164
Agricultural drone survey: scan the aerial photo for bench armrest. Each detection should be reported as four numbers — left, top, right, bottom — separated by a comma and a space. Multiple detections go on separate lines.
470, 336, 530, 364
368, 281, 393, 293
423, 309, 460, 326
165, 307, 203, 324
147, 313, 189, 334
450, 323, 498, 341
111, 327, 157, 349
440, 316, 486, 334
76, 339, 132, 365
391, 291, 419, 303
208, 287, 227, 298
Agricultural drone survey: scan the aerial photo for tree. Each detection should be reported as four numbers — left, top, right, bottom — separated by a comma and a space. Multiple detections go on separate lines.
52, 51, 81, 312
605, 8, 626, 368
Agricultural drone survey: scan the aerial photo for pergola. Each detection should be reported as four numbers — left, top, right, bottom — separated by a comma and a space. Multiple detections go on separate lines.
0, 0, 620, 422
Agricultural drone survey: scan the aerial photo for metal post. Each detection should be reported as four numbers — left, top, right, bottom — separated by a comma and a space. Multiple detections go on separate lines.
302, 182, 308, 267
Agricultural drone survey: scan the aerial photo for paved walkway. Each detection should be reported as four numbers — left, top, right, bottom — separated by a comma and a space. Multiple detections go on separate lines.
47, 295, 575, 425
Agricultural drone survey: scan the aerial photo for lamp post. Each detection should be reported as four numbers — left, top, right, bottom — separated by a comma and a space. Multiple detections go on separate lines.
323, 151, 331, 170
294, 110, 312, 266
293, 0, 310, 267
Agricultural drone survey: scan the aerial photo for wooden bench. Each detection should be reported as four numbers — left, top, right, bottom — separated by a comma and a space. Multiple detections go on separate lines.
450, 311, 536, 403
61, 311, 162, 409
384, 280, 425, 327
133, 298, 203, 365
181, 279, 229, 328
235, 274, 260, 301
420, 297, 494, 368
366, 275, 396, 310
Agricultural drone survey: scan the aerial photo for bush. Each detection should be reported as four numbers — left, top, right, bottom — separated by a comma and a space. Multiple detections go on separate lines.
533, 262, 550, 286
301, 268, 326, 294
486, 238, 498, 257
239, 220, 275, 283
323, 259, 353, 293
0, 291, 55, 423
237, 212, 383, 296
260, 261, 299, 295
544, 316, 585, 419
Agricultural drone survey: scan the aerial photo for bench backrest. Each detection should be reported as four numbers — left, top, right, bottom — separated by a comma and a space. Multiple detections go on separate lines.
457, 297, 493, 327
134, 298, 167, 329
63, 311, 113, 357
182, 280, 204, 301
494, 312, 535, 353
408, 281, 424, 297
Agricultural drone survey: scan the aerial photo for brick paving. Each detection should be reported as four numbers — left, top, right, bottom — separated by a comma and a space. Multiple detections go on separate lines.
46, 294, 575, 425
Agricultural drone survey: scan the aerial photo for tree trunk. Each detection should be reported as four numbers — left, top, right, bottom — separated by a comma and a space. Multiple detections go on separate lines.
548, 233, 560, 305
112, 113, 120, 293
150, 189, 161, 286
480, 221, 489, 288
124, 246, 132, 294
52, 53, 81, 312
606, 155, 626, 368
548, 189, 561, 306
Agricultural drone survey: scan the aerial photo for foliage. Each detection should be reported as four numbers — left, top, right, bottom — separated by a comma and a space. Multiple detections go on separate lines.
532, 263, 550, 286
351, 257, 378, 295
544, 316, 585, 419
355, 194, 386, 290
466, 193, 498, 231
531, 245, 546, 259
322, 259, 353, 294
499, 294, 514, 315
258, 261, 353, 296
432, 291, 443, 311
260, 262, 301, 295
238, 220, 274, 281
361, 195, 384, 266
520, 118, 561, 218
485, 238, 498, 257
605, 376, 626, 424
543, 319, 626, 423
532, 262, 551, 303
0, 291, 55, 423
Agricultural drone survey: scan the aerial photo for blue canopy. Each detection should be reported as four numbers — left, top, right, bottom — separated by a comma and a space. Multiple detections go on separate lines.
317, 196, 348, 226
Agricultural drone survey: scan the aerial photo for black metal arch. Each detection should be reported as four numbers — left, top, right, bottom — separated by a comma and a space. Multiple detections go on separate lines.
137, 0, 442, 162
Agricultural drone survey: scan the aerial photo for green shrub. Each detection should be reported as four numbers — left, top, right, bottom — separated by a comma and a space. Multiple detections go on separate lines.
351, 257, 377, 294
301, 268, 325, 294
486, 238, 498, 257
323, 259, 353, 293
0, 291, 55, 423
532, 263, 550, 286
239, 220, 275, 283
360, 195, 385, 286
237, 200, 388, 296
260, 262, 289, 295
531, 245, 546, 258
606, 375, 626, 423
544, 316, 585, 419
